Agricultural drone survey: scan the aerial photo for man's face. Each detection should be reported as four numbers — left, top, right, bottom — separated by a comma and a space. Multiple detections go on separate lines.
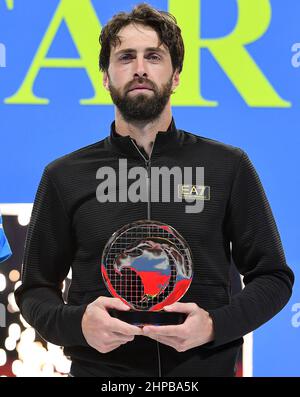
103, 23, 180, 122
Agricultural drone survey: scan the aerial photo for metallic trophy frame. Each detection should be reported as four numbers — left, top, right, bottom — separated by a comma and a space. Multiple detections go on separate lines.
101, 220, 193, 326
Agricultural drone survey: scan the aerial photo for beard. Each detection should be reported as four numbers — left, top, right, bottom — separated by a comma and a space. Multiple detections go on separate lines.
108, 75, 174, 123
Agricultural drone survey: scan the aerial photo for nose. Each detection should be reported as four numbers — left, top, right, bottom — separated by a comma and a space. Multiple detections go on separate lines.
133, 54, 148, 78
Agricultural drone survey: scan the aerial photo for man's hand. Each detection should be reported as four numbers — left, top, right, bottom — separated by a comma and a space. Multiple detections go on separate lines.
81, 296, 142, 354
142, 302, 214, 352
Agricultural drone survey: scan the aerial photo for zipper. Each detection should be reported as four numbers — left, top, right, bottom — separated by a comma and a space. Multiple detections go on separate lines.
130, 137, 162, 378
130, 139, 154, 221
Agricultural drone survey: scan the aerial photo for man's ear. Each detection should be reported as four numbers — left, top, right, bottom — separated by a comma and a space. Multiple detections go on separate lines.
172, 69, 180, 92
103, 71, 110, 91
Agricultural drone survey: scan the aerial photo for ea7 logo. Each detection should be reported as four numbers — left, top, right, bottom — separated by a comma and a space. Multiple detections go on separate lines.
0, 43, 6, 68
178, 185, 210, 200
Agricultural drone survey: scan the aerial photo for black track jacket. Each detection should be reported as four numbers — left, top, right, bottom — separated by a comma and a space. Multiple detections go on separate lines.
15, 117, 294, 377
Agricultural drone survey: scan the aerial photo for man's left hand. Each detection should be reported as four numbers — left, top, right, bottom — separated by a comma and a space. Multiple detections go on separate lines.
142, 302, 214, 352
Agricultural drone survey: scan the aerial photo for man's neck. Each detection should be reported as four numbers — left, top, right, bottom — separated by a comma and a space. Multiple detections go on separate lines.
114, 108, 173, 157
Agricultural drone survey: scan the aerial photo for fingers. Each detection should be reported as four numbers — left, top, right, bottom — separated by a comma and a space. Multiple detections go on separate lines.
108, 317, 143, 336
96, 297, 142, 334
143, 324, 185, 337
164, 302, 198, 313
97, 296, 130, 311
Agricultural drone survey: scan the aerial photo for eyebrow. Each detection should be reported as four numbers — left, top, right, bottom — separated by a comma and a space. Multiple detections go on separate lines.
114, 47, 168, 57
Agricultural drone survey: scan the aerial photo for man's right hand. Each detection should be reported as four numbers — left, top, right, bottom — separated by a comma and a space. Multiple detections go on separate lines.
81, 296, 142, 353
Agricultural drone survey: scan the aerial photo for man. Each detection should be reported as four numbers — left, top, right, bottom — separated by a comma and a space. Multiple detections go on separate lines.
15, 3, 294, 377
0, 211, 12, 263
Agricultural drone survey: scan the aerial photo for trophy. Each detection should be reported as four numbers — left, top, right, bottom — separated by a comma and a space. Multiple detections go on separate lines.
101, 220, 193, 326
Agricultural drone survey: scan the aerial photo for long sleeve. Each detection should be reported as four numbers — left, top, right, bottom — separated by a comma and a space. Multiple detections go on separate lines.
207, 151, 294, 347
14, 168, 88, 347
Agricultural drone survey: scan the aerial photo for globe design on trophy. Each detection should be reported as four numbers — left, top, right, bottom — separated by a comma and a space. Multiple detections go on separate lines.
101, 220, 193, 325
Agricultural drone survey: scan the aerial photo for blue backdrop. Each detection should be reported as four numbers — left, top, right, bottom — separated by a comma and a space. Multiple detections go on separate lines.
0, 0, 299, 376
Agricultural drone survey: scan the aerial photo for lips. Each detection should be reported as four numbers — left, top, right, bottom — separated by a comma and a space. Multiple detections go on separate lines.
128, 84, 153, 92
132, 88, 151, 90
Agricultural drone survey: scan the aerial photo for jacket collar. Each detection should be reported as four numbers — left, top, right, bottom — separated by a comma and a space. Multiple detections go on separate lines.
106, 117, 184, 158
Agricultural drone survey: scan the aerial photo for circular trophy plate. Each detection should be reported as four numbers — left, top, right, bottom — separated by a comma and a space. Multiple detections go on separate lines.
101, 220, 193, 325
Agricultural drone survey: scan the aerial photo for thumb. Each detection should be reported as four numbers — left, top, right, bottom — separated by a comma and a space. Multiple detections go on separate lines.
98, 296, 130, 311
163, 302, 195, 314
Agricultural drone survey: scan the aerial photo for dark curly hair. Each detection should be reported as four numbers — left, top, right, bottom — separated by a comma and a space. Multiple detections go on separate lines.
99, 3, 185, 74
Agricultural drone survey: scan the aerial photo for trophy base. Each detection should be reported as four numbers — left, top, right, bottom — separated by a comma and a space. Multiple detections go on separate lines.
108, 309, 187, 326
